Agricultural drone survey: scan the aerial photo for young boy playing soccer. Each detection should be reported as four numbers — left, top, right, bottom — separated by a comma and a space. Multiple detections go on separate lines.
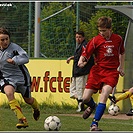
78, 16, 125, 131
0, 27, 40, 128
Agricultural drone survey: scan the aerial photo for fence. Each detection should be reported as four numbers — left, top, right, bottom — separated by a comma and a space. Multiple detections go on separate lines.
0, 2, 130, 58
1, 1, 133, 100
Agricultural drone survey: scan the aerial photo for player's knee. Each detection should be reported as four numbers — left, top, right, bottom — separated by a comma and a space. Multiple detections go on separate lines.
4, 86, 14, 97
82, 98, 90, 104
129, 87, 133, 94
24, 97, 34, 105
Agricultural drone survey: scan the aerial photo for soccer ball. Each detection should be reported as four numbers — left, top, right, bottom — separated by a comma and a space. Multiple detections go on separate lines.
108, 104, 120, 116
44, 116, 61, 131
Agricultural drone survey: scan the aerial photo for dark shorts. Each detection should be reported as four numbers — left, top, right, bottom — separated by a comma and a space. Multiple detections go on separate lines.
0, 78, 31, 98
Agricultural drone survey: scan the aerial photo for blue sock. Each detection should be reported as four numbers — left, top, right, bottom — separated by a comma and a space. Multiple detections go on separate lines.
84, 97, 95, 108
91, 103, 106, 126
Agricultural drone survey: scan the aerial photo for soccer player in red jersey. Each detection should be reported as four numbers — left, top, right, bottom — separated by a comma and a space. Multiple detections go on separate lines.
78, 16, 125, 131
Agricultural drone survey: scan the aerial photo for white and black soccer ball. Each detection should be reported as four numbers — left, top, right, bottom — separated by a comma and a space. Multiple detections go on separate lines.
108, 104, 120, 116
44, 116, 61, 131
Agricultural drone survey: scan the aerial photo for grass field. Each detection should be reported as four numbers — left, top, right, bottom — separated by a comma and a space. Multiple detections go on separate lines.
0, 104, 133, 132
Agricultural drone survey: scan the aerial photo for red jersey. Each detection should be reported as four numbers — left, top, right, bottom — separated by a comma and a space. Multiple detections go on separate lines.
82, 33, 125, 69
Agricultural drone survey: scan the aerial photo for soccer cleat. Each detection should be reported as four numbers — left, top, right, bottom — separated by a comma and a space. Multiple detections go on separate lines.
76, 102, 84, 112
82, 103, 97, 119
33, 109, 40, 121
126, 109, 133, 116
90, 124, 102, 131
108, 95, 116, 104
16, 117, 28, 129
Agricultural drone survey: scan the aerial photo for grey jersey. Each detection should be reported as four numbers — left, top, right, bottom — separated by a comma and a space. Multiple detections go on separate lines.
0, 42, 31, 97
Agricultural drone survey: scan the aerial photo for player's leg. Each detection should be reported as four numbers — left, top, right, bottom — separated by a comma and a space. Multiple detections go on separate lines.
81, 71, 97, 119
90, 84, 112, 131
22, 85, 40, 121
117, 87, 133, 101
109, 87, 133, 103
126, 94, 133, 116
23, 97, 40, 121
4, 85, 28, 128
82, 88, 96, 119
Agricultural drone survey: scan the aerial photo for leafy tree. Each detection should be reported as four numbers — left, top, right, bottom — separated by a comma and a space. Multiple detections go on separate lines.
40, 2, 76, 58
0, 2, 130, 58
79, 2, 129, 41
0, 2, 31, 51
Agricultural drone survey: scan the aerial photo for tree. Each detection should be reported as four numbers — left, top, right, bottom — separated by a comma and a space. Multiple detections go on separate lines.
79, 2, 129, 40
40, 2, 76, 58
0, 2, 31, 52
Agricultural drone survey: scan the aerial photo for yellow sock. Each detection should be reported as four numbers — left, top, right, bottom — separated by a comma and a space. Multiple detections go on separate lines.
31, 98, 39, 110
116, 91, 132, 102
130, 95, 133, 107
9, 99, 25, 120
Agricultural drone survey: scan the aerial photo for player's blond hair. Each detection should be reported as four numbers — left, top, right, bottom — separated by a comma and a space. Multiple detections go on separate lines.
97, 16, 112, 29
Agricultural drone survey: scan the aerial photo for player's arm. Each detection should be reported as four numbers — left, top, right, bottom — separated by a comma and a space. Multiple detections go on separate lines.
78, 56, 87, 68
118, 53, 125, 77
66, 56, 74, 64
118, 36, 125, 77
78, 38, 95, 68
6, 58, 15, 64
7, 46, 29, 65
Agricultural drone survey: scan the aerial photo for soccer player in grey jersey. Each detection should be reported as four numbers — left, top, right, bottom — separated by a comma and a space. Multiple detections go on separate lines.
0, 27, 40, 128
